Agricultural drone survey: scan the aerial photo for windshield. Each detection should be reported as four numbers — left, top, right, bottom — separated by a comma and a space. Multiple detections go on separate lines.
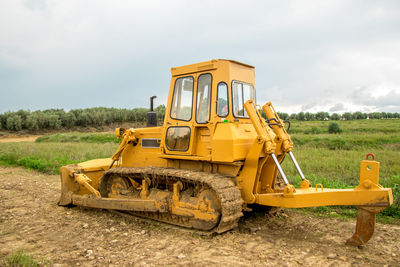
171, 76, 194, 121
232, 81, 255, 117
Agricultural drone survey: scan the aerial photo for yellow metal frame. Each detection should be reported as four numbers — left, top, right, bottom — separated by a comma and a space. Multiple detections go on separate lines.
59, 59, 393, 246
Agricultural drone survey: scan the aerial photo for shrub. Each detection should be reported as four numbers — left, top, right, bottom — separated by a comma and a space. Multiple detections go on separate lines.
6, 115, 23, 131
15, 109, 30, 128
328, 122, 342, 134
76, 112, 92, 126
0, 114, 4, 130
135, 108, 148, 122
305, 126, 321, 134
26, 114, 40, 131
60, 112, 77, 128
46, 114, 61, 129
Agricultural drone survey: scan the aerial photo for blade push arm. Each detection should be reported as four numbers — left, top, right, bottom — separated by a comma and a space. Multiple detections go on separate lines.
263, 102, 310, 188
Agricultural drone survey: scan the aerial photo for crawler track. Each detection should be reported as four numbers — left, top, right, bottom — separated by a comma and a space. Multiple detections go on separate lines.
102, 167, 244, 233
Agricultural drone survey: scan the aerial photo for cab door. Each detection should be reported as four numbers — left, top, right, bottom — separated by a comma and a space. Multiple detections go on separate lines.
192, 73, 212, 157
163, 75, 195, 155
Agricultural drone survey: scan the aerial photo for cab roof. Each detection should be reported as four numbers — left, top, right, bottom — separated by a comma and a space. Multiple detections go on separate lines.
171, 59, 254, 77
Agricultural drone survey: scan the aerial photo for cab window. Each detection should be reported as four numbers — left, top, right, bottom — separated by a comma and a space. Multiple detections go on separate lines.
196, 74, 212, 123
232, 81, 255, 117
217, 82, 228, 117
165, 127, 190, 151
171, 77, 194, 121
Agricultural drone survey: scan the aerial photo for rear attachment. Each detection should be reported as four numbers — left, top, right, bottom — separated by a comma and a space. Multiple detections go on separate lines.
346, 206, 386, 246
346, 154, 393, 246
255, 101, 392, 246
256, 150, 392, 246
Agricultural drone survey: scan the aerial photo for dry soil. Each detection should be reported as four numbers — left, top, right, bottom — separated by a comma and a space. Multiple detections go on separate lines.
0, 135, 40, 143
0, 166, 399, 266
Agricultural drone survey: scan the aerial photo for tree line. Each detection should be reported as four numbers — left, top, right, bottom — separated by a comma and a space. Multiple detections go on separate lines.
0, 107, 398, 132
273, 111, 400, 121
0, 106, 166, 131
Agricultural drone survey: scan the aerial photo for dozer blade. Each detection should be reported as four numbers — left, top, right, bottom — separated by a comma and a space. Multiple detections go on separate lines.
346, 206, 385, 246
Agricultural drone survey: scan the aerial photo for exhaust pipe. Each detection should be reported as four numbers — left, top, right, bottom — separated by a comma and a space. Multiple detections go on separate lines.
147, 96, 157, 127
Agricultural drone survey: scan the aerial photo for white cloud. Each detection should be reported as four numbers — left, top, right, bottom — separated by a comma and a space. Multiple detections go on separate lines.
0, 0, 400, 113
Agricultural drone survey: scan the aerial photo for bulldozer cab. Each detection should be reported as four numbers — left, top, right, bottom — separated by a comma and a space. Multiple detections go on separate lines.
161, 59, 256, 158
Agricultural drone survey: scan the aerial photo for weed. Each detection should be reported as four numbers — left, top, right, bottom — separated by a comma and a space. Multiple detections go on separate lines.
3, 249, 49, 267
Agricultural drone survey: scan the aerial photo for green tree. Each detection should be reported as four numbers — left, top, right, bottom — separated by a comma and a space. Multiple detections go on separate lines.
304, 112, 315, 121
6, 115, 23, 131
328, 122, 342, 134
60, 112, 77, 128
315, 111, 328, 121
296, 112, 305, 121
330, 113, 341, 120
77, 112, 92, 126
155, 104, 166, 121
26, 114, 40, 131
277, 112, 289, 120
46, 114, 62, 129
352, 111, 367, 120
342, 112, 353, 120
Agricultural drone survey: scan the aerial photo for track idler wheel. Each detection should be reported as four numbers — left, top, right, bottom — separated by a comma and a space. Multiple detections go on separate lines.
346, 206, 385, 246
99, 176, 134, 198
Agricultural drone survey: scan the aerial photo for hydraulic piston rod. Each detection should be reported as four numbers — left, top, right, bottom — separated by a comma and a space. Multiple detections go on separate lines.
288, 151, 306, 180
271, 153, 289, 185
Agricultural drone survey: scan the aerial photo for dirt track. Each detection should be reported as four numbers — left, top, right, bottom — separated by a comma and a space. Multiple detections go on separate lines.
0, 166, 399, 266
0, 135, 40, 143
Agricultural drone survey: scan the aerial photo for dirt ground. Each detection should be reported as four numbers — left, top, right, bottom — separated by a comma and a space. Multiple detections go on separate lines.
0, 135, 40, 143
0, 166, 399, 267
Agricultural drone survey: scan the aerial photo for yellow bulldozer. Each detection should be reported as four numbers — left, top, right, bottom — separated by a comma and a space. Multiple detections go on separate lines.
59, 59, 393, 246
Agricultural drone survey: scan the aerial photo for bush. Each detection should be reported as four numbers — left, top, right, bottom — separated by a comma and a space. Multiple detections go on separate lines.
26, 114, 40, 131
328, 122, 342, 134
46, 114, 62, 129
76, 112, 92, 126
6, 115, 23, 131
305, 126, 321, 134
60, 112, 77, 128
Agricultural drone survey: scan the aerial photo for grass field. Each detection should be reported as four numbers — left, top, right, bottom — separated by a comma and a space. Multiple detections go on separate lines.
35, 132, 118, 144
0, 141, 117, 174
0, 119, 398, 221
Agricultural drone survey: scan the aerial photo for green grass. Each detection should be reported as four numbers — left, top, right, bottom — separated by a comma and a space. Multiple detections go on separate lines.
0, 119, 399, 222
288, 119, 400, 134
36, 132, 118, 144
0, 142, 117, 174
2, 249, 48, 267
291, 133, 400, 150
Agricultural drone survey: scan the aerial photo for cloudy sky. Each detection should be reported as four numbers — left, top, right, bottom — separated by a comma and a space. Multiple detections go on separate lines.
1, 0, 400, 114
